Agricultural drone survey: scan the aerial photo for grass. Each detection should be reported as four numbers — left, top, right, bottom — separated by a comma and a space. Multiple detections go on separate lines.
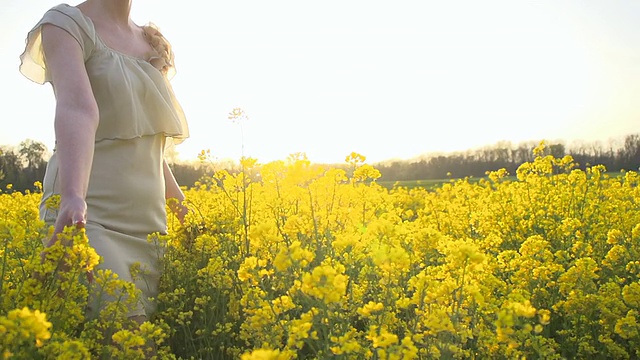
377, 176, 520, 190
377, 179, 451, 190
378, 171, 626, 191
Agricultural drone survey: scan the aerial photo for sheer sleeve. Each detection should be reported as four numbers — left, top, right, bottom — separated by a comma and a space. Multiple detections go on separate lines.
19, 4, 95, 84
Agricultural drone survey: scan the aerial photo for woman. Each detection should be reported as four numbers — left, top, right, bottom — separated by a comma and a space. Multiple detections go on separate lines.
19, 0, 189, 323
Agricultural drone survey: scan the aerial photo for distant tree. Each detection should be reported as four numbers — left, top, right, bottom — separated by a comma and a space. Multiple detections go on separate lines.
0, 147, 24, 190
19, 139, 47, 169
20, 140, 48, 192
169, 162, 211, 188
548, 143, 565, 159
619, 134, 640, 171
0, 148, 4, 183
0, 140, 48, 192
375, 135, 640, 182
4, 134, 640, 191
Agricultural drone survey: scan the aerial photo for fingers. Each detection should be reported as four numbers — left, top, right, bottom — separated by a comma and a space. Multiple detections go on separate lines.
52, 196, 87, 238
86, 270, 94, 283
73, 218, 86, 229
48, 216, 86, 250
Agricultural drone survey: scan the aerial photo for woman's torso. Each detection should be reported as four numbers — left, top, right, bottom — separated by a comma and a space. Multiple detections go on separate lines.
37, 4, 188, 234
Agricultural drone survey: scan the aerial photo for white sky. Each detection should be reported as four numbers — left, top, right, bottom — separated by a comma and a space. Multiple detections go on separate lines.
1, 0, 639, 164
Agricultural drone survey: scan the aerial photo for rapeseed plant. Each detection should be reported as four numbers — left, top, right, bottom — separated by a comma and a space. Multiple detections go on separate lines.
3, 144, 640, 358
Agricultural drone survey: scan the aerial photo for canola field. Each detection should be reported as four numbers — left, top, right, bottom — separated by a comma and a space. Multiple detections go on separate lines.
1, 145, 640, 359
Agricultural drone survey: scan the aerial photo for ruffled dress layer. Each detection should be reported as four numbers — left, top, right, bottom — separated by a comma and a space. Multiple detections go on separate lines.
19, 3, 189, 317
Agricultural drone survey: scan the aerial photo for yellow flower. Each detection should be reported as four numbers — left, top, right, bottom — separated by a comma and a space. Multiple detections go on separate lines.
241, 349, 294, 360
370, 242, 411, 276
274, 241, 314, 272
272, 295, 296, 315
111, 329, 145, 348
622, 283, 640, 308
357, 301, 384, 318
353, 164, 382, 182
614, 311, 639, 340
538, 309, 551, 325
366, 325, 399, 348
2, 307, 52, 348
330, 328, 363, 355
345, 152, 366, 165
228, 107, 248, 122
238, 256, 259, 283
512, 300, 537, 318
286, 310, 316, 349
300, 264, 348, 304
607, 229, 624, 245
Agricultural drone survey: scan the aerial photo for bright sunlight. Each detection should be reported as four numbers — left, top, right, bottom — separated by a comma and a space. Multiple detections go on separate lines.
1, 0, 638, 163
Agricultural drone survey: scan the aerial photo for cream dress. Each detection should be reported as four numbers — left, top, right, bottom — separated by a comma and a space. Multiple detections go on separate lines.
20, 4, 189, 317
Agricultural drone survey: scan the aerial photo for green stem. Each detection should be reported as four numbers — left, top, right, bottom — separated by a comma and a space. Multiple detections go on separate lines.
308, 188, 321, 258
454, 257, 468, 323
0, 236, 8, 300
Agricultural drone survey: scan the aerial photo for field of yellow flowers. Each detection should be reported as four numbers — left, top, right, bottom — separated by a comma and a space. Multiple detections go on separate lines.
1, 144, 640, 359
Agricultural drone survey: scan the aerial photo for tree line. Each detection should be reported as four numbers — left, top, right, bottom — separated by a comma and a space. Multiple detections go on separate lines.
2, 134, 640, 193
374, 134, 640, 181
0, 140, 48, 193
0, 140, 213, 193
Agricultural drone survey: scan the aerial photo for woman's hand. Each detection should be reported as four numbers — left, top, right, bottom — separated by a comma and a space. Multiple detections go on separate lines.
168, 198, 189, 225
163, 160, 188, 224
48, 195, 87, 247
41, 195, 93, 283
175, 202, 189, 224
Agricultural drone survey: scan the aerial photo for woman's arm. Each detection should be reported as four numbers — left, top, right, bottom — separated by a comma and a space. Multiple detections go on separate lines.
163, 160, 188, 223
42, 23, 99, 243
